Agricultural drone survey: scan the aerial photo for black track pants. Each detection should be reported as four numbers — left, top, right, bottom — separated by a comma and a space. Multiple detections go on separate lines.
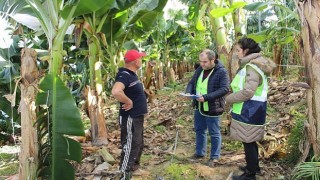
119, 115, 144, 172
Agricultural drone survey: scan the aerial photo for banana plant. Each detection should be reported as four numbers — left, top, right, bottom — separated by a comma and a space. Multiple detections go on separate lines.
100, 0, 169, 75
27, 0, 113, 178
207, 0, 300, 78
70, 0, 168, 145
244, 1, 300, 77
0, 7, 35, 178
142, 1, 210, 89
180, 0, 230, 67
0, 64, 21, 134
295, 0, 320, 160
0, 12, 22, 124
16, 0, 85, 178
76, 0, 169, 82
0, 41, 21, 128
73, 0, 115, 146
0, 0, 114, 178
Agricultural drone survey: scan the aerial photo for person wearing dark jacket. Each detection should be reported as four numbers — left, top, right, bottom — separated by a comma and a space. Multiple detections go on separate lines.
185, 49, 229, 167
112, 49, 148, 179
226, 38, 276, 180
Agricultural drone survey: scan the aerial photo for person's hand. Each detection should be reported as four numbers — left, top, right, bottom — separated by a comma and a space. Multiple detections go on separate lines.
196, 95, 205, 102
181, 93, 192, 100
122, 100, 133, 111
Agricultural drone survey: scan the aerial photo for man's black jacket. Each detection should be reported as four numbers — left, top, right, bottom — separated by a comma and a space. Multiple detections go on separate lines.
186, 60, 229, 116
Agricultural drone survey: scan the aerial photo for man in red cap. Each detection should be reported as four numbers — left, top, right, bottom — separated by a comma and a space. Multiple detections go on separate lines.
112, 49, 147, 179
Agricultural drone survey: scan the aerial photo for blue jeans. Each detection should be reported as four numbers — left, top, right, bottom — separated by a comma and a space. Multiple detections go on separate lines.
194, 109, 221, 159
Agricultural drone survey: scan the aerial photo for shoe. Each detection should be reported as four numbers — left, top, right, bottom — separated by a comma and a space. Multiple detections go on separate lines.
207, 158, 219, 167
238, 165, 262, 175
190, 154, 205, 160
232, 171, 256, 180
132, 169, 150, 176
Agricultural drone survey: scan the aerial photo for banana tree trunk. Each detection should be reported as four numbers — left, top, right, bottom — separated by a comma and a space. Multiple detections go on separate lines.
172, 61, 177, 78
19, 48, 39, 180
167, 61, 176, 85
86, 86, 108, 145
208, 1, 229, 67
295, 0, 320, 158
168, 67, 176, 84
144, 61, 156, 100
228, 45, 239, 79
144, 61, 155, 89
273, 44, 282, 77
228, 0, 246, 79
177, 61, 184, 79
229, 0, 245, 39
87, 35, 108, 146
50, 43, 64, 76
157, 62, 164, 89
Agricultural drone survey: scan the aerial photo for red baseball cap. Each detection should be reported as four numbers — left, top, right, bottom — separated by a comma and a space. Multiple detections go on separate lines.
124, 50, 146, 62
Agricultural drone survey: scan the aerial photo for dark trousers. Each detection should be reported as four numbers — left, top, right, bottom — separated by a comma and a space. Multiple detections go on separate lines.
119, 115, 144, 172
243, 142, 260, 173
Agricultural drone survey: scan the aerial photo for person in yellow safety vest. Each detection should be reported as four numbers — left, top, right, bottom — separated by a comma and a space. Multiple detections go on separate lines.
226, 38, 276, 180
185, 49, 229, 167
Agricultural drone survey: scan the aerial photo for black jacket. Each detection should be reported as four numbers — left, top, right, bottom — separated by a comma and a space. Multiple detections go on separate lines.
186, 60, 229, 116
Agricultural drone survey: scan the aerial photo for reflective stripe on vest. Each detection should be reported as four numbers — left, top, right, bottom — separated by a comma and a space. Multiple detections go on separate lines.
196, 69, 214, 111
230, 63, 268, 115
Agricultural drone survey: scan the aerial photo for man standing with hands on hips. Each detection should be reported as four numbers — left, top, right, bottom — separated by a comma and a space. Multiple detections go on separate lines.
185, 49, 229, 167
112, 49, 148, 179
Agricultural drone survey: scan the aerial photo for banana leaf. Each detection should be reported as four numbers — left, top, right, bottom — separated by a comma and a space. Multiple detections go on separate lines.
61, 0, 114, 19
105, 0, 168, 42
36, 74, 84, 179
